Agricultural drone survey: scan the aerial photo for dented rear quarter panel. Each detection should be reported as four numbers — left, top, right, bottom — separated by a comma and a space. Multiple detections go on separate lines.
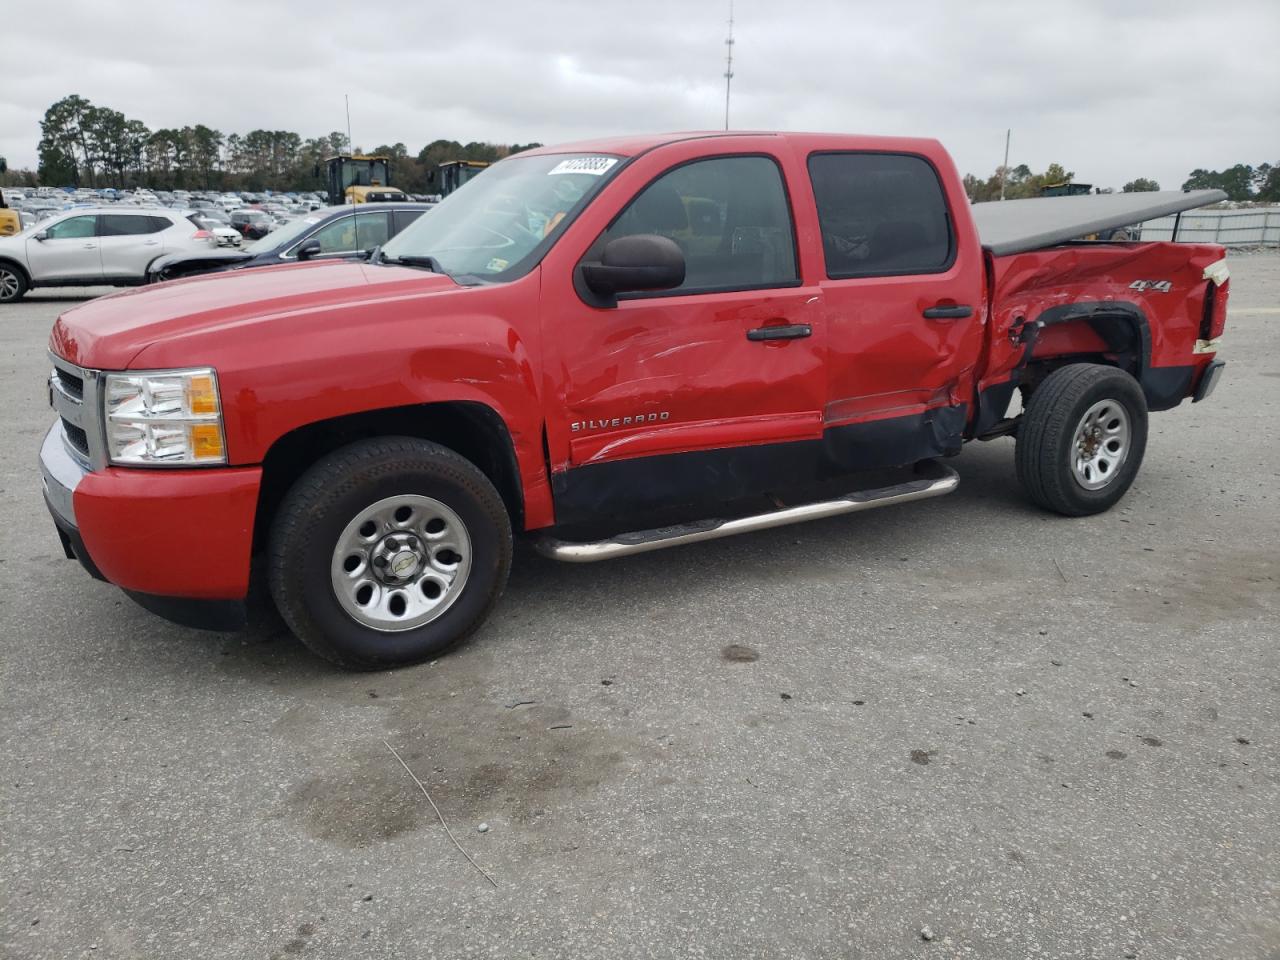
980, 241, 1228, 402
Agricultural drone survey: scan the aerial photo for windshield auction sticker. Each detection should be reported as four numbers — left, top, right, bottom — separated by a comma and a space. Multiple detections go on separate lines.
548, 157, 618, 176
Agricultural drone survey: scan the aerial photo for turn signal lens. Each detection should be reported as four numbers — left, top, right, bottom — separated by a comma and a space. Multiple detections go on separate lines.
187, 374, 219, 415
189, 423, 224, 460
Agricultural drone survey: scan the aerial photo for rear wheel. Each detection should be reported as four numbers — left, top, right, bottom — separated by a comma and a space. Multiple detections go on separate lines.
0, 263, 27, 302
1015, 363, 1148, 516
268, 437, 512, 669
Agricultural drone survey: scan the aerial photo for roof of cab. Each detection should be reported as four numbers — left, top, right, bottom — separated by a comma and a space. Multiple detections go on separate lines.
521, 131, 946, 159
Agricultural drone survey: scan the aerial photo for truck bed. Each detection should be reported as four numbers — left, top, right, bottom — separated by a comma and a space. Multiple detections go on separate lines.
971, 189, 1227, 255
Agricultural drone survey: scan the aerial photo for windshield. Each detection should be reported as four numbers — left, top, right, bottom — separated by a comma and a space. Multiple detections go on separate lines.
379, 153, 622, 280
244, 214, 322, 252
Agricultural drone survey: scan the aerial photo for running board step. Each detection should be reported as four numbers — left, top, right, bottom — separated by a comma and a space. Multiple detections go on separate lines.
536, 462, 960, 563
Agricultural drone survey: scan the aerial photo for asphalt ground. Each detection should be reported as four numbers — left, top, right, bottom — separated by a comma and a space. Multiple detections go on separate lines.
2, 254, 1277, 960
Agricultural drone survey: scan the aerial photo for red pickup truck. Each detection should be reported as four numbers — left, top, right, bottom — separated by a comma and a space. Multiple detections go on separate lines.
40, 132, 1229, 668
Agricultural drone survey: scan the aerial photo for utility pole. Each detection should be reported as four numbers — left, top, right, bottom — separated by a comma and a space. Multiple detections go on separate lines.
723, 1, 735, 130
999, 128, 1011, 201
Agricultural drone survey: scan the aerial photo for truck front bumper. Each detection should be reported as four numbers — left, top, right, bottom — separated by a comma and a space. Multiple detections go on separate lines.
39, 422, 259, 631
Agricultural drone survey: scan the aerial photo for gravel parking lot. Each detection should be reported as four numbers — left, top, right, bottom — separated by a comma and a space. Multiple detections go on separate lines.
2, 255, 1278, 960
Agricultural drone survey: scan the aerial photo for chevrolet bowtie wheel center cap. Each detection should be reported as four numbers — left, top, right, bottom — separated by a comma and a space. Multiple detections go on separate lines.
389, 550, 420, 579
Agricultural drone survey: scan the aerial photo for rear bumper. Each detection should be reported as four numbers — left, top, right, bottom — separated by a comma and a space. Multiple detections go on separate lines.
39, 422, 258, 629
1193, 358, 1225, 403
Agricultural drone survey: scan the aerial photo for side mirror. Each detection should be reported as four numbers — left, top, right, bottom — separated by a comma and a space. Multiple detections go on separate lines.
34, 230, 48, 241
579, 234, 685, 304
295, 239, 323, 261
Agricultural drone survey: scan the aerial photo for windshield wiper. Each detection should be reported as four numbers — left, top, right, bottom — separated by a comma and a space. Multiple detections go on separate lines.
377, 251, 449, 276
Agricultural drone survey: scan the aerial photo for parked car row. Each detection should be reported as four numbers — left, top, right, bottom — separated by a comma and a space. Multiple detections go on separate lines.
0, 201, 436, 300
0, 187, 331, 245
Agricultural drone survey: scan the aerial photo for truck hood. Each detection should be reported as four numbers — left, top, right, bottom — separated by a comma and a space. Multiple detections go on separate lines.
50, 260, 460, 369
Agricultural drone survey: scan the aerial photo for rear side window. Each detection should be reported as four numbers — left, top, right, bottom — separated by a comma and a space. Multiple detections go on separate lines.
100, 214, 165, 236
392, 209, 426, 234
595, 155, 798, 295
808, 153, 954, 278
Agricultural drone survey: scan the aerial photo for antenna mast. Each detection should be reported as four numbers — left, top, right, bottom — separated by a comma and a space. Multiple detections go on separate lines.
345, 93, 354, 154
723, 1, 735, 130
999, 128, 1011, 201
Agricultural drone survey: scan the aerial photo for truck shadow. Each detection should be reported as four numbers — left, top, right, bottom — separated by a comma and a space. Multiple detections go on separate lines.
60, 439, 1038, 681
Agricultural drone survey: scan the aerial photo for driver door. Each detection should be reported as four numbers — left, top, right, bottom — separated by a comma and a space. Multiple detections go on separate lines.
26, 214, 103, 282
542, 151, 827, 525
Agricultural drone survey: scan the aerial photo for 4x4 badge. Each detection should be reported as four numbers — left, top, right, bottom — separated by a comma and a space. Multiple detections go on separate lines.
1129, 280, 1172, 293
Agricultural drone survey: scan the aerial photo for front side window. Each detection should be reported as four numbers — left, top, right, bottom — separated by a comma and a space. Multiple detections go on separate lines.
44, 215, 97, 240
808, 152, 954, 278
100, 214, 163, 237
593, 155, 798, 295
300, 211, 390, 255
379, 152, 623, 280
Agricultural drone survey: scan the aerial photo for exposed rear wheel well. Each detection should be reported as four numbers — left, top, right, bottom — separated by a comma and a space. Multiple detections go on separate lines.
254, 402, 524, 551
1021, 350, 1133, 398
1018, 311, 1146, 399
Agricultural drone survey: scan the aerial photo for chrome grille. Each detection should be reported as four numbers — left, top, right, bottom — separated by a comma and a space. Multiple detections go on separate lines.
53, 366, 84, 400
48, 353, 104, 469
62, 421, 89, 457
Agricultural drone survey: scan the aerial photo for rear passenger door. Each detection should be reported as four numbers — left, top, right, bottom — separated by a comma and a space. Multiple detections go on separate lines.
808, 152, 984, 465
98, 213, 168, 279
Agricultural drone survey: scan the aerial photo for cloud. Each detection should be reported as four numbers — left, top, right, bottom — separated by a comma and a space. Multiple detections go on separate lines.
2, 0, 1277, 189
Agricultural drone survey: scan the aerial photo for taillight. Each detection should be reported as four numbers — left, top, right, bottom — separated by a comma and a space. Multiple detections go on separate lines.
1199, 279, 1229, 342
1198, 259, 1229, 344
1208, 279, 1228, 340
191, 229, 212, 240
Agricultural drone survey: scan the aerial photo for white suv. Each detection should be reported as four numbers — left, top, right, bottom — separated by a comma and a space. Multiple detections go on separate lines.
0, 208, 216, 302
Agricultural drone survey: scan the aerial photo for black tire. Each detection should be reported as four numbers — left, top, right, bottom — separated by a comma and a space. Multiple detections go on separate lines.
1015, 363, 1148, 517
268, 437, 512, 669
0, 261, 28, 303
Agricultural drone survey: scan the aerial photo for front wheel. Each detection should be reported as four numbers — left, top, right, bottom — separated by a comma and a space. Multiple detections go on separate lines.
268, 437, 512, 669
1015, 364, 1148, 516
0, 263, 28, 302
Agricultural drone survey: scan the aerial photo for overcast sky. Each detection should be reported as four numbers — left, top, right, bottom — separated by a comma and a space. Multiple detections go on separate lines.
2, 0, 1277, 189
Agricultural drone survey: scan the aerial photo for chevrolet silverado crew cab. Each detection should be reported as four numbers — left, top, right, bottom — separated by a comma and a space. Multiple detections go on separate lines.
39, 132, 1230, 669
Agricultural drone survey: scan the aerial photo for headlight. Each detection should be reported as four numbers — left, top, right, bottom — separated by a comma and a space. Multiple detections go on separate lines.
104, 368, 227, 465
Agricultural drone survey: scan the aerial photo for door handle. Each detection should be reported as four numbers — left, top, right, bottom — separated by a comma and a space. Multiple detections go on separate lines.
143, 240, 160, 246
83, 243, 97, 249
922, 304, 973, 320
746, 323, 812, 342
